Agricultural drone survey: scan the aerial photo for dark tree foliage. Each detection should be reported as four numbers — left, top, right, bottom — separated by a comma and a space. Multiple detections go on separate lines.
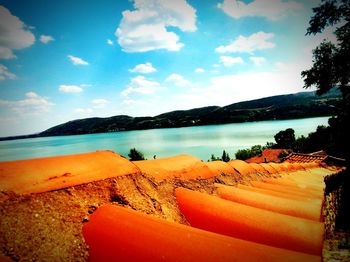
303, 1, 350, 232
303, 0, 350, 95
290, 125, 334, 154
274, 128, 296, 149
209, 154, 221, 161
235, 145, 264, 161
208, 150, 231, 162
221, 150, 231, 162
128, 148, 145, 161
235, 149, 251, 161
302, 0, 350, 163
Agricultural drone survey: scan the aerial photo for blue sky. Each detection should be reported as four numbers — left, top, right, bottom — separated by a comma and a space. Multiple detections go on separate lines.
0, 0, 335, 136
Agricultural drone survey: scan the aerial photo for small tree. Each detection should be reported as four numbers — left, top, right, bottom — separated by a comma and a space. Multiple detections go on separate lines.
274, 128, 295, 149
235, 145, 265, 160
221, 150, 231, 162
292, 135, 308, 153
209, 154, 220, 161
301, 0, 350, 163
235, 148, 250, 160
128, 148, 145, 161
250, 145, 264, 157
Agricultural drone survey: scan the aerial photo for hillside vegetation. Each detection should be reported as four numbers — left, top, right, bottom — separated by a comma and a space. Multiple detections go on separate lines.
0, 90, 341, 140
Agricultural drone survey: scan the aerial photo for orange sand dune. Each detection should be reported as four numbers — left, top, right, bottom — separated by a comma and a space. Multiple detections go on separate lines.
236, 184, 323, 207
176, 187, 324, 255
263, 177, 324, 191
264, 174, 324, 186
259, 163, 278, 174
249, 163, 270, 175
216, 183, 322, 221
260, 179, 324, 197
300, 163, 313, 169
133, 154, 215, 181
290, 170, 328, 183
308, 167, 334, 177
251, 181, 324, 199
268, 163, 286, 172
306, 163, 322, 169
83, 204, 320, 262
205, 161, 238, 176
281, 162, 298, 171
0, 151, 140, 194
228, 160, 257, 175
291, 163, 305, 170
281, 170, 325, 180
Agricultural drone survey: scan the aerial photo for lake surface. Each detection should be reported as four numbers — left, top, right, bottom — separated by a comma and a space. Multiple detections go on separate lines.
0, 117, 330, 162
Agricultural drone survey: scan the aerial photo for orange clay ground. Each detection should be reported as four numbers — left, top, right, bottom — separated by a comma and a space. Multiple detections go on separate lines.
0, 150, 345, 261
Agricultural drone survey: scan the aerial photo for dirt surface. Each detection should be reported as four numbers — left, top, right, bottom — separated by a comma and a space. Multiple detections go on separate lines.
0, 162, 343, 261
0, 168, 267, 262
0, 151, 140, 194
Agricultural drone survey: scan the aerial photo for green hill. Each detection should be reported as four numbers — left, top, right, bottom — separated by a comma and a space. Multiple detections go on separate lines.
0, 90, 341, 140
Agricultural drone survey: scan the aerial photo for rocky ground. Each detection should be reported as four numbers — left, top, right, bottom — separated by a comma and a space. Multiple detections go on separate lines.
323, 231, 350, 261
323, 180, 350, 262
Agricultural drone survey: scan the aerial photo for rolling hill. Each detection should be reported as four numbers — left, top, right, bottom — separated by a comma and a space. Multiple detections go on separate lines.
1, 90, 341, 140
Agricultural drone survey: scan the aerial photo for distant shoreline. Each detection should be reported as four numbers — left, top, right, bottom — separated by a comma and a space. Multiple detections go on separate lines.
0, 115, 331, 142
0, 90, 340, 141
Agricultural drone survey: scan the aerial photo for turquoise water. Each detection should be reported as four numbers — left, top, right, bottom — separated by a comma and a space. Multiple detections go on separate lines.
0, 117, 330, 162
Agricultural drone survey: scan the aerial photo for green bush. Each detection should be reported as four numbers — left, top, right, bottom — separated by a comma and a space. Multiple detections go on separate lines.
209, 154, 220, 161
128, 148, 145, 161
235, 145, 264, 160
274, 128, 295, 149
208, 150, 231, 162
221, 150, 230, 162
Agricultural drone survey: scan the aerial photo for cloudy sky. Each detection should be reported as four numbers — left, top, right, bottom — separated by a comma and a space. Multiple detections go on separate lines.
0, 0, 334, 136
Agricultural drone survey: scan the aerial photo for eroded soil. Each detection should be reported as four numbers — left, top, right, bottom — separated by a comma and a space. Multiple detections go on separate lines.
0, 170, 260, 261
0, 168, 347, 261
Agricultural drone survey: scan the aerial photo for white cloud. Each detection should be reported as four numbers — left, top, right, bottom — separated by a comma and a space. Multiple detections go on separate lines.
219, 56, 244, 67
113, 56, 313, 118
122, 99, 148, 106
67, 55, 89, 66
107, 39, 114, 45
116, 0, 196, 52
0, 46, 16, 59
92, 99, 109, 108
0, 92, 54, 113
59, 85, 83, 93
249, 56, 266, 66
144, 57, 313, 113
129, 62, 157, 74
170, 69, 307, 110
166, 73, 191, 86
195, 68, 205, 73
216, 32, 275, 54
0, 64, 16, 80
74, 108, 93, 114
121, 75, 161, 97
0, 6, 35, 59
40, 35, 54, 44
217, 0, 302, 21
